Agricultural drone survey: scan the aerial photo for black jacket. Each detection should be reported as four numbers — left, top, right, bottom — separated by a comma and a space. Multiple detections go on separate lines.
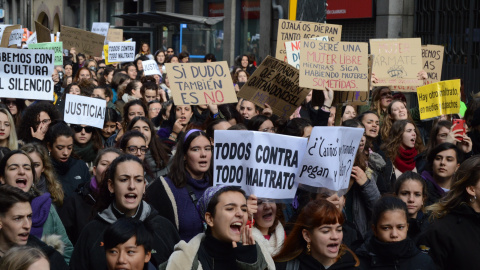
51, 157, 90, 198
407, 211, 430, 245
27, 235, 69, 270
356, 237, 434, 270
275, 249, 358, 270
70, 201, 180, 270
58, 181, 97, 245
417, 204, 480, 270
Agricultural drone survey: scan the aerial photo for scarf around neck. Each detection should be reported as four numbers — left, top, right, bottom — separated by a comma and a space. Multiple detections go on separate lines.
395, 146, 418, 173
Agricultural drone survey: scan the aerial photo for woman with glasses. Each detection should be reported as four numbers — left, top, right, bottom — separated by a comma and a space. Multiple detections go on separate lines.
18, 101, 59, 144
118, 130, 148, 162
71, 124, 103, 168
247, 115, 276, 133
45, 121, 90, 198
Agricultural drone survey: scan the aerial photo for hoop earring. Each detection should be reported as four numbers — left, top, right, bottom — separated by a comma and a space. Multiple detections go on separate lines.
306, 242, 311, 255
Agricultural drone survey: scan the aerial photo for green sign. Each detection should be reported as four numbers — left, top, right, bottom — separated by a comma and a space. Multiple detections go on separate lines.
28, 42, 63, 66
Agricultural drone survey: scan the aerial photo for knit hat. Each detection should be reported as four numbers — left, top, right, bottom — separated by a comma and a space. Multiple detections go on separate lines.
196, 185, 231, 222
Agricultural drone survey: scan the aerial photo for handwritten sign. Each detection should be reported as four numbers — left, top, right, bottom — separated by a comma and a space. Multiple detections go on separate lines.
35, 21, 51, 43
297, 126, 364, 196
61, 25, 105, 57
417, 79, 460, 120
166, 61, 237, 105
0, 25, 12, 43
91, 22, 110, 37
276, 19, 342, 62
28, 42, 63, 66
8, 29, 23, 47
142, 60, 161, 76
370, 38, 423, 87
106, 28, 123, 42
64, 94, 107, 129
26, 32, 37, 45
214, 130, 308, 200
238, 56, 311, 119
299, 40, 368, 91
0, 48, 54, 100
0, 25, 21, 48
285, 36, 329, 69
107, 42, 135, 62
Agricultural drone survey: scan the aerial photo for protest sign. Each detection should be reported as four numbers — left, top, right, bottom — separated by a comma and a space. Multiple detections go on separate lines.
285, 36, 329, 69
28, 42, 63, 66
0, 48, 54, 100
370, 38, 423, 87
0, 25, 11, 43
61, 25, 105, 57
91, 22, 110, 37
333, 90, 369, 105
299, 40, 369, 91
276, 19, 342, 62
107, 42, 135, 62
35, 21, 51, 43
0, 25, 21, 48
297, 126, 364, 196
26, 32, 37, 45
237, 56, 311, 119
63, 94, 107, 129
417, 79, 460, 120
166, 61, 237, 105
142, 60, 161, 76
106, 28, 123, 42
103, 45, 117, 65
214, 130, 308, 200
8, 29, 23, 47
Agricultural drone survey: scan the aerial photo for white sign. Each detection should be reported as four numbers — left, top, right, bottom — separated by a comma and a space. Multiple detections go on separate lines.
214, 130, 308, 200
297, 127, 364, 196
26, 32, 37, 45
108, 42, 135, 63
142, 60, 161, 76
91, 22, 110, 37
64, 94, 107, 129
8, 29, 23, 47
0, 25, 11, 42
285, 36, 329, 69
0, 48, 54, 100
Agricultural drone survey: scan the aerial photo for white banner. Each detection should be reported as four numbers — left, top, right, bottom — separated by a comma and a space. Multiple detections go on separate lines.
108, 42, 135, 63
214, 130, 308, 200
142, 60, 161, 76
297, 126, 364, 195
91, 22, 110, 37
0, 48, 54, 100
64, 94, 106, 129
8, 29, 23, 47
285, 36, 329, 69
26, 32, 37, 45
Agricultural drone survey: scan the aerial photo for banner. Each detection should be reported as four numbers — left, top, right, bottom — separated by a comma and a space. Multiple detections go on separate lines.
91, 22, 110, 37
106, 28, 123, 42
0, 25, 21, 48
28, 42, 63, 66
370, 38, 423, 87
0, 48, 54, 100
299, 40, 369, 91
107, 42, 136, 62
276, 19, 342, 62
285, 36, 329, 69
35, 21, 51, 43
8, 29, 23, 47
417, 79, 461, 120
165, 61, 237, 105
142, 60, 161, 76
214, 130, 308, 200
61, 25, 105, 57
297, 126, 364, 196
64, 94, 107, 129
237, 56, 311, 119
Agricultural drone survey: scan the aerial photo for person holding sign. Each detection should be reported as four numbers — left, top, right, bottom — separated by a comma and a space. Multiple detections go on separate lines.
158, 185, 273, 270
370, 87, 393, 124
274, 200, 359, 270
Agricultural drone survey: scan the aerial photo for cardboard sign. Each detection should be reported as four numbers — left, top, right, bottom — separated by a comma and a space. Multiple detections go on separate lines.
214, 130, 308, 200
0, 48, 54, 100
8, 29, 23, 47
299, 40, 369, 91
285, 36, 329, 69
0, 25, 21, 48
392, 45, 445, 92
333, 91, 369, 105
417, 79, 461, 120
370, 38, 423, 87
276, 19, 342, 62
107, 42, 135, 62
237, 56, 311, 119
64, 94, 107, 129
91, 22, 110, 37
166, 61, 237, 105
0, 25, 12, 43
28, 42, 64, 66
35, 21, 51, 43
26, 32, 37, 45
297, 126, 364, 196
106, 28, 123, 42
142, 60, 161, 76
61, 25, 105, 57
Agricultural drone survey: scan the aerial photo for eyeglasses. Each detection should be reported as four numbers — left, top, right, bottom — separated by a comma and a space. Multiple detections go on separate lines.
260, 127, 276, 133
36, 119, 51, 125
149, 108, 161, 112
380, 92, 393, 98
71, 124, 94, 133
127, 146, 147, 154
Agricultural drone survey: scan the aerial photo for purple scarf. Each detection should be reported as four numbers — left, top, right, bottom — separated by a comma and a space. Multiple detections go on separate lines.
31, 192, 52, 238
